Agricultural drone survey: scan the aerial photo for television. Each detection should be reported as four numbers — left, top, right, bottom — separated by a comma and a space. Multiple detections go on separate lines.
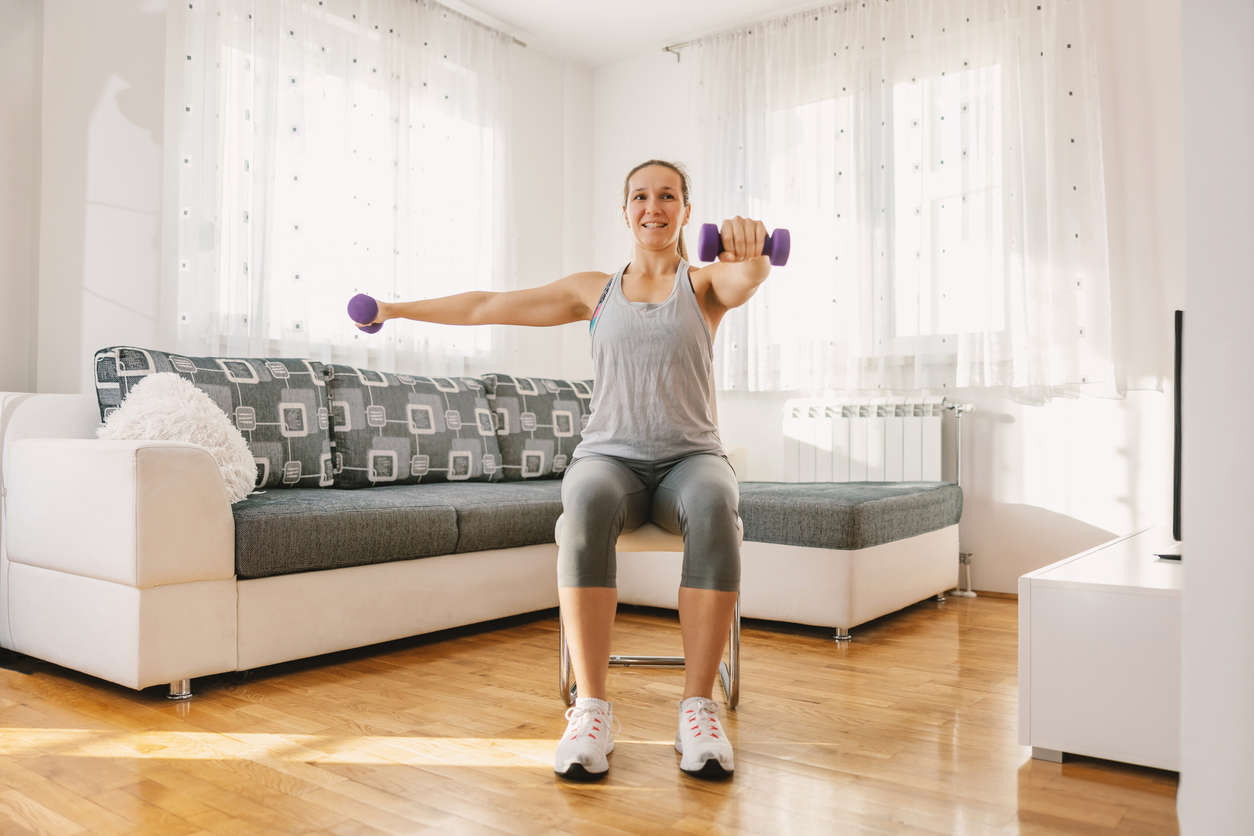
1158, 310, 1183, 560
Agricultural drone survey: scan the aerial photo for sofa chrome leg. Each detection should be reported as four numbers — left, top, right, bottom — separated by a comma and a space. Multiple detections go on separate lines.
167, 679, 193, 700
833, 628, 852, 642
935, 592, 947, 603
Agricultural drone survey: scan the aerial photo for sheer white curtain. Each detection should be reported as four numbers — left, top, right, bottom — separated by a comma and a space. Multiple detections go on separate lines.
171, 0, 514, 375
692, 0, 1113, 397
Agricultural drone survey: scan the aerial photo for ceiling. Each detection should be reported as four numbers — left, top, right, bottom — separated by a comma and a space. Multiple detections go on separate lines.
445, 0, 821, 68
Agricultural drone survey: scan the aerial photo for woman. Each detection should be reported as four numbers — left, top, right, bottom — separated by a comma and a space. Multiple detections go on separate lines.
358, 160, 772, 781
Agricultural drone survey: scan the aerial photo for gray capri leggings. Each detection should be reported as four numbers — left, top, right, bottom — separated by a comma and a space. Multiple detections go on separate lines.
558, 452, 741, 592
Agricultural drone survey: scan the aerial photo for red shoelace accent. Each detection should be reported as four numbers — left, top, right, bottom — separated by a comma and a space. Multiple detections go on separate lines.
685, 704, 723, 740
566, 707, 610, 741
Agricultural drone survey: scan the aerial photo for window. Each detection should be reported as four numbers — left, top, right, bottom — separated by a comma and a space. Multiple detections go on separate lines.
758, 62, 1004, 360
889, 65, 1005, 347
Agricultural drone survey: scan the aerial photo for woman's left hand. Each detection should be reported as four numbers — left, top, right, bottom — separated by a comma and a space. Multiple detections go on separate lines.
718, 216, 768, 262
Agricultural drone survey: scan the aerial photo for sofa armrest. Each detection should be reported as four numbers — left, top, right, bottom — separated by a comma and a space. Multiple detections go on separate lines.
5, 439, 236, 587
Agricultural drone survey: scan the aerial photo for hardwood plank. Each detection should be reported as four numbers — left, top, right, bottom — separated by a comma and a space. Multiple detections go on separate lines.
0, 788, 83, 835
0, 758, 135, 833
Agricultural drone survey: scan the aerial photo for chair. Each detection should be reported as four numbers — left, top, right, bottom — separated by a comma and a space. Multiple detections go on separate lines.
554, 516, 742, 709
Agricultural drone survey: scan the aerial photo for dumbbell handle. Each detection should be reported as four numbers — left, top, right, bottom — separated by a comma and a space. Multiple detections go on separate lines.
697, 223, 790, 266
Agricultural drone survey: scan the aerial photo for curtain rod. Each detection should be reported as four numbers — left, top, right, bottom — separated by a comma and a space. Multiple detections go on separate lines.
437, 0, 528, 48
662, 41, 691, 62
661, 0, 846, 62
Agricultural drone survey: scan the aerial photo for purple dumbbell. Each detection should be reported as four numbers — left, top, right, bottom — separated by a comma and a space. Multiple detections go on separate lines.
697, 222, 791, 266
347, 293, 383, 333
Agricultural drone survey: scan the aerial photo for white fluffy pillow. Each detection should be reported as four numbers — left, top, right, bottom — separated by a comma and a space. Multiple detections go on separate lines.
97, 372, 257, 503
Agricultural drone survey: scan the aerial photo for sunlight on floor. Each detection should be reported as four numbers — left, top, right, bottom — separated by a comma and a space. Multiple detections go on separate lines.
0, 727, 684, 768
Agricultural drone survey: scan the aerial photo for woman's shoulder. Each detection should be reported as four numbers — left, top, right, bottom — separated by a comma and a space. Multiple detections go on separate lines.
562, 270, 615, 311
568, 270, 614, 283
687, 261, 715, 293
566, 270, 614, 292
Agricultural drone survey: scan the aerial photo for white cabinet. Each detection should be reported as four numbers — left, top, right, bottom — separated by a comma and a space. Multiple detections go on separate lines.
1018, 527, 1182, 771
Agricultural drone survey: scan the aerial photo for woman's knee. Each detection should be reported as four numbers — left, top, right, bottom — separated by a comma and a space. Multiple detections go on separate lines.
679, 509, 741, 591
681, 547, 740, 591
561, 484, 624, 525
557, 530, 617, 588
559, 493, 631, 588
691, 486, 739, 519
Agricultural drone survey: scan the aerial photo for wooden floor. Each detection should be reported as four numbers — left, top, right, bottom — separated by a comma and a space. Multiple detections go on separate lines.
0, 597, 1178, 835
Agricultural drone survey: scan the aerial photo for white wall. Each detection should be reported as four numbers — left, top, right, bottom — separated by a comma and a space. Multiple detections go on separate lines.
0, 0, 42, 392
1178, 0, 1254, 830
587, 0, 1184, 593
36, 0, 167, 396
558, 62, 595, 378
486, 47, 594, 381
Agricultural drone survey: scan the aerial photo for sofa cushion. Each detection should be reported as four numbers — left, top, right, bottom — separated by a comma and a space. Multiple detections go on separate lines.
420, 481, 564, 552
231, 487, 460, 578
325, 365, 502, 488
231, 481, 562, 578
93, 346, 334, 490
737, 481, 963, 550
481, 374, 594, 480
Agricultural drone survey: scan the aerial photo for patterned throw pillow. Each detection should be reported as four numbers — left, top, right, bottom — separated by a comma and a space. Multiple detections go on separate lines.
481, 374, 594, 480
324, 365, 502, 488
93, 346, 334, 489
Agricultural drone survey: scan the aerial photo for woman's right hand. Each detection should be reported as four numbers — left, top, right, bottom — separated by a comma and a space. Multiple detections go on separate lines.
353, 301, 387, 327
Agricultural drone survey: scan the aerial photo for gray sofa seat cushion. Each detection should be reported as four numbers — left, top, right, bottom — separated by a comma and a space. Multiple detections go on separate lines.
232, 487, 460, 579
737, 482, 963, 550
419, 481, 564, 552
231, 482, 563, 579
231, 480, 959, 580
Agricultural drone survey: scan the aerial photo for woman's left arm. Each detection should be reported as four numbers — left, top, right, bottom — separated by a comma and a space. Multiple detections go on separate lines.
701, 216, 772, 310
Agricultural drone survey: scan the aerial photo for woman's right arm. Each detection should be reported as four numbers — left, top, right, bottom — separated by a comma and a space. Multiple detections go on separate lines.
374, 272, 609, 328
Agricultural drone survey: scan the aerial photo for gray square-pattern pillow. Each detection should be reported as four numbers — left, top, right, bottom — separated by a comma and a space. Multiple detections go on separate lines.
324, 365, 502, 488
481, 374, 594, 480
93, 346, 334, 489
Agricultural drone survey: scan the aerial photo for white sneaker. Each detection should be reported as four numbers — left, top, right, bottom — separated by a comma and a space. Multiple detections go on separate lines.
675, 696, 734, 779
554, 697, 619, 780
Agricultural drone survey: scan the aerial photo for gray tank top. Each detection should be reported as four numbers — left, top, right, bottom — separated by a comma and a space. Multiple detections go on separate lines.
573, 258, 725, 461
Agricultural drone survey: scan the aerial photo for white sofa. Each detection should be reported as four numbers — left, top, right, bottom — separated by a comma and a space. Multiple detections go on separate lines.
0, 391, 960, 698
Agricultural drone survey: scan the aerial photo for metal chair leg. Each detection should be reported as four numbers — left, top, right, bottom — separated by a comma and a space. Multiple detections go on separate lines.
719, 597, 740, 708
557, 596, 741, 709
559, 614, 575, 706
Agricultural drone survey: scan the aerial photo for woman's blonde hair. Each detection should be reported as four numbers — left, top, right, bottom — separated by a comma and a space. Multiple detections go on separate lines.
622, 159, 691, 262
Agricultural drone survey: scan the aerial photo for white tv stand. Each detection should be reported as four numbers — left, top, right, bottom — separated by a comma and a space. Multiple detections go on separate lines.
1018, 527, 1182, 771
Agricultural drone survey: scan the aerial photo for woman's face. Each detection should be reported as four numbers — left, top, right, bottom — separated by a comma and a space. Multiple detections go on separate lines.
623, 165, 691, 253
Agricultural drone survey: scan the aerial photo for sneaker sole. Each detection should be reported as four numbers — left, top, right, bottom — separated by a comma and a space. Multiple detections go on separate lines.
675, 738, 734, 780
555, 761, 609, 782
680, 758, 734, 780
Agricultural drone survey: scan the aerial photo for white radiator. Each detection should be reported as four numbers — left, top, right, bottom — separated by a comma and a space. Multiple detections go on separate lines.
782, 398, 945, 483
